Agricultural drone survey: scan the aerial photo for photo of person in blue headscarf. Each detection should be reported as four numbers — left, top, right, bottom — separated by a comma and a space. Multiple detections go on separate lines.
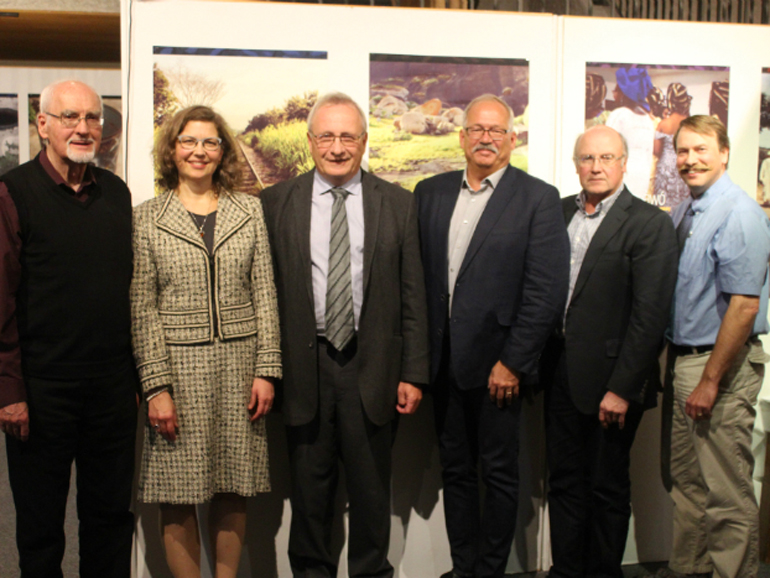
606, 66, 656, 198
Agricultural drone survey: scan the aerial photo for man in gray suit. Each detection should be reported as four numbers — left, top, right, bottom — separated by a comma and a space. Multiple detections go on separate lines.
261, 92, 429, 578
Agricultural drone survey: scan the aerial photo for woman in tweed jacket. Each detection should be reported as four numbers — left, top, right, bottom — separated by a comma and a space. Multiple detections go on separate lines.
131, 106, 281, 578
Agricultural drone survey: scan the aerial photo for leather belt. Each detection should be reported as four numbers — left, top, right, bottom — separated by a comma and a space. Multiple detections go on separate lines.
669, 343, 714, 356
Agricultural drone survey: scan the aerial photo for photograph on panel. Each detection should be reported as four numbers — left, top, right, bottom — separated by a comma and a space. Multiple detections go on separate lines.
369, 54, 529, 191
585, 63, 729, 213
28, 94, 123, 179
0, 94, 19, 176
757, 68, 770, 216
153, 47, 328, 195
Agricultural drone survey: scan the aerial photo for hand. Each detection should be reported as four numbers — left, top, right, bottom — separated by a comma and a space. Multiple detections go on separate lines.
248, 377, 275, 421
148, 392, 178, 441
685, 380, 718, 421
396, 382, 422, 414
0, 402, 29, 441
488, 361, 520, 408
598, 391, 629, 429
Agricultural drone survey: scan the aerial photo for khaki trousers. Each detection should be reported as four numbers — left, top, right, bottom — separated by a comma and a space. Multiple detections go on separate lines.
663, 340, 765, 578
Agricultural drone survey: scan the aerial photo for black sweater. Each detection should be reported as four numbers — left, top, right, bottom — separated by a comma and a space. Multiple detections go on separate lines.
1, 158, 133, 379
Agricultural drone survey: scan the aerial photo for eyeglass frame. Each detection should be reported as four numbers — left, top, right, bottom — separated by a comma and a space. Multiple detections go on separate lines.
176, 135, 223, 151
575, 154, 626, 167
44, 110, 104, 129
308, 131, 366, 149
464, 125, 512, 142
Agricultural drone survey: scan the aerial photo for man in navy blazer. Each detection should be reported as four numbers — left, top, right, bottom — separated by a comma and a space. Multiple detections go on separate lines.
540, 125, 678, 578
414, 94, 569, 578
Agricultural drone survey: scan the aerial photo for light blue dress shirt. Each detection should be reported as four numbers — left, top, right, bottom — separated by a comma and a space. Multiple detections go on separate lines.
310, 170, 365, 335
670, 173, 770, 346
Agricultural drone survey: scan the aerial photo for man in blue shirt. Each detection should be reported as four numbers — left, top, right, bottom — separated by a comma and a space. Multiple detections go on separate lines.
660, 115, 770, 578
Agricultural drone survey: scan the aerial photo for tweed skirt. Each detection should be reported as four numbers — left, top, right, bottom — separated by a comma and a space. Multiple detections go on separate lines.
137, 336, 270, 503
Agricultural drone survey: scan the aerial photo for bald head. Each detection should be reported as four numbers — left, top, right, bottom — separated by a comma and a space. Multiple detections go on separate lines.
573, 125, 627, 163
40, 80, 103, 118
574, 125, 628, 201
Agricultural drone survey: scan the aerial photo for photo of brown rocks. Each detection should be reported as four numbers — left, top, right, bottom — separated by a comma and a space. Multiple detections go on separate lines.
369, 54, 529, 191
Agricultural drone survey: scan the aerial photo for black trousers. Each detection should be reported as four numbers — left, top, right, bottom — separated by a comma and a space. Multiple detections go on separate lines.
4, 365, 138, 578
433, 352, 522, 578
544, 343, 643, 578
286, 339, 393, 578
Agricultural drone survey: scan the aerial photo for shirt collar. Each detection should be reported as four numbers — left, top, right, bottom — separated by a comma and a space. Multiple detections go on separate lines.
690, 171, 732, 213
313, 169, 363, 197
576, 183, 623, 217
36, 149, 96, 192
461, 165, 508, 194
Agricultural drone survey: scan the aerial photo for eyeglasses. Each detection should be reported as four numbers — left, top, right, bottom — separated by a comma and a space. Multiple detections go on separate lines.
177, 135, 223, 151
309, 132, 365, 149
464, 126, 510, 141
45, 111, 104, 129
576, 154, 625, 167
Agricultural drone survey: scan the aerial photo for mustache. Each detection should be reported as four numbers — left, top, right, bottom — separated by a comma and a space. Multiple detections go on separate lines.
679, 164, 709, 173
473, 143, 499, 154
67, 136, 96, 145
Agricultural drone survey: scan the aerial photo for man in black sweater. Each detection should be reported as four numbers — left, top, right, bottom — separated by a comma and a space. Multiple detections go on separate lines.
0, 80, 136, 578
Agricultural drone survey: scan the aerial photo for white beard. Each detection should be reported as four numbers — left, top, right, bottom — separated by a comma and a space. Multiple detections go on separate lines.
66, 140, 96, 164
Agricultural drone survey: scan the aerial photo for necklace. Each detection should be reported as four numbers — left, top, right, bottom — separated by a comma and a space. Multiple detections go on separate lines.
181, 190, 217, 238
189, 209, 211, 238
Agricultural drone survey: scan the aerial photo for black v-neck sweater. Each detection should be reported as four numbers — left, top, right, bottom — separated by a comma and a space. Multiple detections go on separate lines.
1, 159, 133, 379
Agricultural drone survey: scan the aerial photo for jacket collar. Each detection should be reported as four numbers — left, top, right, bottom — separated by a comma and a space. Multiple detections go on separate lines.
154, 190, 252, 253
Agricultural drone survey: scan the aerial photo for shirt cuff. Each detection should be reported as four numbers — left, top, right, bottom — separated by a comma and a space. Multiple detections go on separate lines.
0, 375, 26, 408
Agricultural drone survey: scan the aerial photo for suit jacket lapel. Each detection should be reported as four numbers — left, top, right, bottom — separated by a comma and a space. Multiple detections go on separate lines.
570, 187, 632, 305
362, 171, 382, 297
212, 192, 251, 253
434, 174, 461, 293
458, 166, 517, 279
154, 191, 208, 252
292, 171, 315, 310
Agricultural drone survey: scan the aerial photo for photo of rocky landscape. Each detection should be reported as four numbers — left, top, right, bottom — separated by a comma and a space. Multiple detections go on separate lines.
369, 54, 529, 191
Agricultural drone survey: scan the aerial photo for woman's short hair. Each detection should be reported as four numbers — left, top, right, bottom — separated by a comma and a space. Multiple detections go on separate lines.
154, 105, 241, 192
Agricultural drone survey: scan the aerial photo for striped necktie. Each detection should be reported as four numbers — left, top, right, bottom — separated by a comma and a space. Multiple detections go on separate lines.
325, 187, 355, 351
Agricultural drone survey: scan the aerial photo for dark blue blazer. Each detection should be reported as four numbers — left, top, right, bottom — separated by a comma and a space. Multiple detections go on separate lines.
414, 166, 570, 390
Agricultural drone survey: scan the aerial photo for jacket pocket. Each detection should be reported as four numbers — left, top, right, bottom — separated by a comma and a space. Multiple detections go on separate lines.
220, 302, 258, 339
159, 308, 210, 344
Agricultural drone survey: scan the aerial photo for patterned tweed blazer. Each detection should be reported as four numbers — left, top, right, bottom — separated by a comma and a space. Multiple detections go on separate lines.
130, 190, 282, 393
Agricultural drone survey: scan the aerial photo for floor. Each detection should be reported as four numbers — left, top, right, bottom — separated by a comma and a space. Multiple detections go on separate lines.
517, 561, 770, 577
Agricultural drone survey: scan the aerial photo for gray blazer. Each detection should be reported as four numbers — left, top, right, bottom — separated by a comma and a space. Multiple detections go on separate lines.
261, 170, 430, 427
131, 190, 281, 394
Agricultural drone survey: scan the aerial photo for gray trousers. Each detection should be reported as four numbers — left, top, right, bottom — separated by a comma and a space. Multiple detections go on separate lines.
663, 340, 765, 578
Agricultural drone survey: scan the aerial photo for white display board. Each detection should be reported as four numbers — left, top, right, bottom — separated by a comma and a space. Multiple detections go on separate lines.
122, 2, 770, 577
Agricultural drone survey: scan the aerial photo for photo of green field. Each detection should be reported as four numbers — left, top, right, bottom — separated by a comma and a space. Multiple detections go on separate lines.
369, 54, 529, 191
153, 47, 327, 195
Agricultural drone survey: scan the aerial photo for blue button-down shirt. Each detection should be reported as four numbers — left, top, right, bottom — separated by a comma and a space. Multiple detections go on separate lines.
669, 173, 770, 346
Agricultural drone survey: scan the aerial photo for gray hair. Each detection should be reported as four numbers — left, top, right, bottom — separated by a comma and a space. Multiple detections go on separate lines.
39, 80, 103, 116
572, 125, 629, 166
463, 94, 515, 132
307, 92, 367, 135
